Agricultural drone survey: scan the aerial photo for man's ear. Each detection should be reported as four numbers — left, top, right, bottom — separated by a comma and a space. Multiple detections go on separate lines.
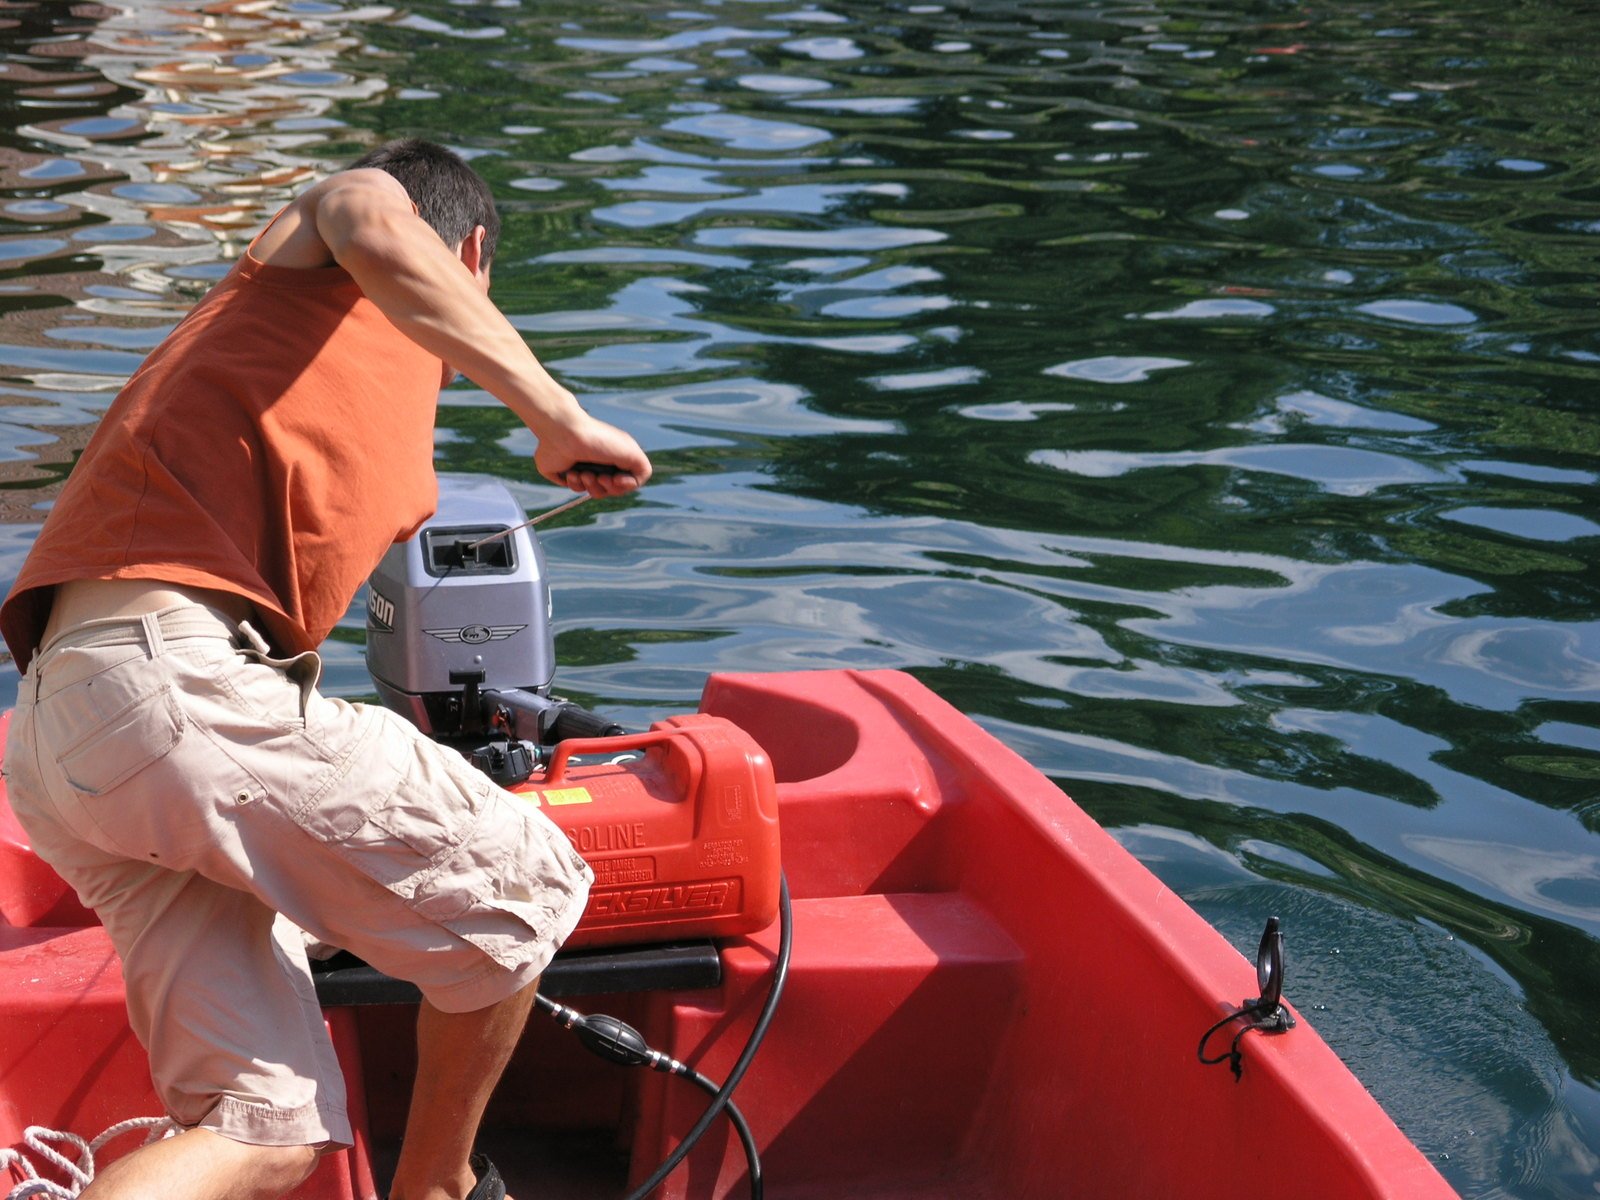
460, 224, 489, 280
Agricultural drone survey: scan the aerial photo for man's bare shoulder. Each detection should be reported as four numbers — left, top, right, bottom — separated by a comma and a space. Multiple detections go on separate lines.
314, 168, 412, 206
253, 169, 413, 269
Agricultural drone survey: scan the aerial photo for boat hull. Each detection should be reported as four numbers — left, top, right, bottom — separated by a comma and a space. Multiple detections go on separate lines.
0, 669, 1457, 1199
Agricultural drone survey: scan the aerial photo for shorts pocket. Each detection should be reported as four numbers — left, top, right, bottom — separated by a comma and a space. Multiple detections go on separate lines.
432, 792, 594, 969
56, 684, 185, 797
286, 709, 480, 911
438, 896, 556, 970
43, 680, 263, 866
293, 709, 412, 841
32, 645, 149, 704
318, 730, 492, 918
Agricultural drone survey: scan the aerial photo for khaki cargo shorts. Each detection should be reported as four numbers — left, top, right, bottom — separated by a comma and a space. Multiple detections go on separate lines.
3, 602, 593, 1148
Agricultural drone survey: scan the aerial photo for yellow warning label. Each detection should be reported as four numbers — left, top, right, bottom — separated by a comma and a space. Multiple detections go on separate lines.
542, 788, 594, 807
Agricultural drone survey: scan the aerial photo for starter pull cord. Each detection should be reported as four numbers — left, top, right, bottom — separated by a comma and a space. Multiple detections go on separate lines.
534, 873, 793, 1200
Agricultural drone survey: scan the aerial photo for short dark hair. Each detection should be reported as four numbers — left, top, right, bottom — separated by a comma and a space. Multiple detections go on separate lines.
347, 138, 500, 267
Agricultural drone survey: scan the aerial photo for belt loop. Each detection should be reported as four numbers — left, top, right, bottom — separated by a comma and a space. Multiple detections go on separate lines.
140, 611, 166, 659
237, 619, 273, 656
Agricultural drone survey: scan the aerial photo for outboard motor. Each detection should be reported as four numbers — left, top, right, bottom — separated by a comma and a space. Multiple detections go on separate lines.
366, 474, 623, 787
364, 474, 782, 951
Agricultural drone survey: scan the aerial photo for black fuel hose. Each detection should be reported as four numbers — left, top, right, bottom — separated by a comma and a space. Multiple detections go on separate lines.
625, 873, 790, 1200
675, 1067, 762, 1197
536, 873, 792, 1200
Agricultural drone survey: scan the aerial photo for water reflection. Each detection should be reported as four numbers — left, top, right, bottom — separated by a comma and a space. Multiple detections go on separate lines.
0, 0, 393, 505
0, 1, 1597, 1195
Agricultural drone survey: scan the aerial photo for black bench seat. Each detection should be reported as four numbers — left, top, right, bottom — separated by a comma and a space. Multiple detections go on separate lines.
310, 941, 722, 1007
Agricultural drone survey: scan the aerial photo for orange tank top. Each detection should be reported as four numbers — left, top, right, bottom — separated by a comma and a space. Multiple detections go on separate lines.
1, 239, 442, 671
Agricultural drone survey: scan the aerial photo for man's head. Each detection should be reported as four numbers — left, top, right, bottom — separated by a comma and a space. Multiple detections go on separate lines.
348, 138, 500, 273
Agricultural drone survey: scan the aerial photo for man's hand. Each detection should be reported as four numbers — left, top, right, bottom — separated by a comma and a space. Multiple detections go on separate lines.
535, 411, 652, 497
263, 169, 652, 497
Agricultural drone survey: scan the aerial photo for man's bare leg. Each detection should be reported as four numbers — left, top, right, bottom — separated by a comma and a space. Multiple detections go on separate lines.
388, 979, 540, 1200
81, 1129, 317, 1200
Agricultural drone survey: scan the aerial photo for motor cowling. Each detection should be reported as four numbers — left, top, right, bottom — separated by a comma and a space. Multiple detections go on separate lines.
367, 475, 556, 730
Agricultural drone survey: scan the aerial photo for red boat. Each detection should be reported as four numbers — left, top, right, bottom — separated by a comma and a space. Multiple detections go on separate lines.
0, 668, 1457, 1199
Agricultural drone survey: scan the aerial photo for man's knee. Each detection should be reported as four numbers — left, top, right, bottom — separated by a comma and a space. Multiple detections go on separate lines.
217, 1137, 322, 1200
262, 1142, 323, 1194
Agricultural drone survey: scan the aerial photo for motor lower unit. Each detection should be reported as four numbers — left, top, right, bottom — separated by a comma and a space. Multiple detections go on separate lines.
366, 474, 782, 949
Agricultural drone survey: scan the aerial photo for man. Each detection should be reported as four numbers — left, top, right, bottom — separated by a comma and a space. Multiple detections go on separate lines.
0, 139, 651, 1200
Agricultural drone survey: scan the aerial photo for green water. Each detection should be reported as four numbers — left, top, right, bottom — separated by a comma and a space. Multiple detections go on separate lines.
0, 1, 1597, 1194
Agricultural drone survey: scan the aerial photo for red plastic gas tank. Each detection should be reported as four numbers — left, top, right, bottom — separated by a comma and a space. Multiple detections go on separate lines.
513, 714, 781, 949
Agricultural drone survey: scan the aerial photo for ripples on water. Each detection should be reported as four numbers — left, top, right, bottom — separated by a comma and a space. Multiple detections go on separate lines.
1, 1, 1598, 1194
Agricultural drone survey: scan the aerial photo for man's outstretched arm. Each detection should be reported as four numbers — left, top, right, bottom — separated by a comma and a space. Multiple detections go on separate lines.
280, 168, 650, 496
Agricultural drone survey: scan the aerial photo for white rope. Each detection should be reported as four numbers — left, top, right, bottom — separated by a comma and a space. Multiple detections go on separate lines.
1, 1118, 174, 1200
